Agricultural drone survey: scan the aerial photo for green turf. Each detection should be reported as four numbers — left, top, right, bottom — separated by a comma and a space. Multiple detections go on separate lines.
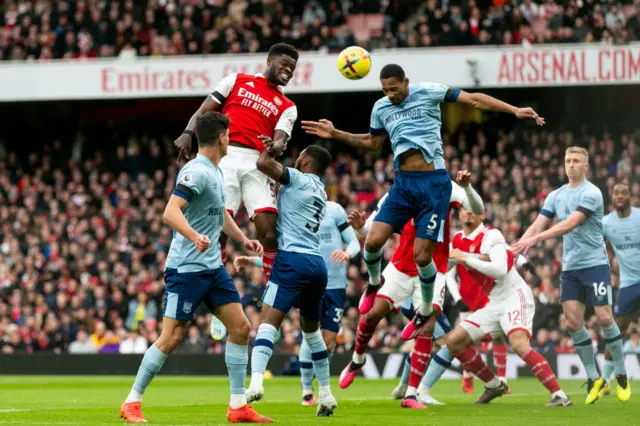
0, 376, 635, 425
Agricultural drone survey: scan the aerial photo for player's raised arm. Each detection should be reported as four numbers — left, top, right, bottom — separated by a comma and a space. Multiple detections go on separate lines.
162, 195, 210, 252
301, 119, 386, 151
455, 170, 484, 215
174, 73, 239, 160
455, 91, 545, 126
255, 136, 287, 184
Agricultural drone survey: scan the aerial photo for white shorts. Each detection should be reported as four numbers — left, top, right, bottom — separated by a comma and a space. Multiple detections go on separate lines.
461, 284, 535, 342
378, 265, 447, 313
219, 146, 277, 218
379, 263, 421, 309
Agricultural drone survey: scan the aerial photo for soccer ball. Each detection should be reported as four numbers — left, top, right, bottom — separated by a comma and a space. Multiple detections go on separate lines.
337, 46, 372, 80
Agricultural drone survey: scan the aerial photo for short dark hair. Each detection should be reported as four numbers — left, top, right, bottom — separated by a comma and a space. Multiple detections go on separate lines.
380, 64, 405, 81
195, 112, 230, 147
268, 43, 299, 61
304, 145, 332, 175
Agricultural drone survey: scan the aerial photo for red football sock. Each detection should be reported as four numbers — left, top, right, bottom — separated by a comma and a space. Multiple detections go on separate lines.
493, 343, 508, 378
457, 346, 496, 383
262, 249, 277, 284
221, 246, 227, 266
355, 317, 378, 355
408, 334, 433, 388
523, 349, 560, 393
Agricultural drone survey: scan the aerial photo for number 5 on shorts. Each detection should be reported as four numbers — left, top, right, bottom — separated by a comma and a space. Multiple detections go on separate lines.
427, 214, 439, 230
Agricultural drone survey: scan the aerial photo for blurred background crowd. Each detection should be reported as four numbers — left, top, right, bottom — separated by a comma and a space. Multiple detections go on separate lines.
0, 121, 638, 357
1, 0, 640, 61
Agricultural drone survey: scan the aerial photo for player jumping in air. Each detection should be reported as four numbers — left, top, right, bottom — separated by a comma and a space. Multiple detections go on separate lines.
599, 182, 638, 400
120, 112, 270, 424
174, 43, 299, 284
446, 207, 573, 406
235, 199, 360, 406
246, 142, 339, 417
513, 146, 631, 404
303, 63, 543, 388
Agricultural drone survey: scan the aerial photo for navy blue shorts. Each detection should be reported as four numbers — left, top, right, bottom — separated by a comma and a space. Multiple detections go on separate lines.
614, 283, 640, 316
163, 268, 240, 321
320, 289, 346, 333
263, 251, 328, 322
560, 264, 612, 306
374, 169, 452, 241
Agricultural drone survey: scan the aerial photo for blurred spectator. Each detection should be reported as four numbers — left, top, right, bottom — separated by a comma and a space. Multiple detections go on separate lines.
175, 325, 208, 354
623, 327, 640, 354
3, 0, 639, 61
119, 331, 148, 354
125, 293, 158, 331
68, 330, 97, 354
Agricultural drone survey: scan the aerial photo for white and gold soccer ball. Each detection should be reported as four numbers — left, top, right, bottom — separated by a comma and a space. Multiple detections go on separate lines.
337, 46, 372, 80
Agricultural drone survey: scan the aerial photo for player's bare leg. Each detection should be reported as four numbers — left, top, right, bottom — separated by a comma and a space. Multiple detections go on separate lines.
248, 304, 287, 402
300, 330, 337, 406
340, 298, 392, 388
446, 327, 508, 404
601, 315, 633, 397
508, 330, 572, 407
253, 212, 279, 283
121, 318, 187, 423
401, 238, 438, 340
360, 222, 394, 313
217, 303, 273, 423
593, 304, 630, 402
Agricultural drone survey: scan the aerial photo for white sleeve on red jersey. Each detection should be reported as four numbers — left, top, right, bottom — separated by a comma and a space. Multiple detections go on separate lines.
358, 193, 388, 237
465, 229, 508, 279
275, 105, 297, 137
451, 181, 484, 215
210, 73, 238, 104
445, 266, 461, 302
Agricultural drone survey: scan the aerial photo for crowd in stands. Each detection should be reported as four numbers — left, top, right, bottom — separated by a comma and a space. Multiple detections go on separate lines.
1, 0, 640, 61
0, 123, 639, 357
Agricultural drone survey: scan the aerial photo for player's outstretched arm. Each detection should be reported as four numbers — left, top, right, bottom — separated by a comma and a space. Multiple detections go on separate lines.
223, 210, 263, 256
456, 91, 545, 126
513, 211, 588, 254
301, 119, 386, 151
256, 137, 288, 184
174, 96, 222, 161
450, 234, 509, 280
162, 195, 210, 252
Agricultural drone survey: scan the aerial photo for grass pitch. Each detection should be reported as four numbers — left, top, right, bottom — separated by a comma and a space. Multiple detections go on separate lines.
0, 376, 636, 425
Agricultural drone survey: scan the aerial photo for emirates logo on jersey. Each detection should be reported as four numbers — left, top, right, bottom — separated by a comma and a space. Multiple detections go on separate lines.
237, 87, 279, 117
273, 96, 282, 106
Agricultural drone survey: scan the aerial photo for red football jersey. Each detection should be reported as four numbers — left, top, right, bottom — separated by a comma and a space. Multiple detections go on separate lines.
452, 226, 515, 311
211, 73, 297, 152
391, 200, 460, 276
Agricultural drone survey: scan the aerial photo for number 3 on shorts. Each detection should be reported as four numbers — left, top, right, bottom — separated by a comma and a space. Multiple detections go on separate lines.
427, 214, 439, 231
333, 308, 344, 323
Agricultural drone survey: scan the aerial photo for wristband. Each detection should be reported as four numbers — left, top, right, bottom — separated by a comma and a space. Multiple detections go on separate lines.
182, 130, 195, 138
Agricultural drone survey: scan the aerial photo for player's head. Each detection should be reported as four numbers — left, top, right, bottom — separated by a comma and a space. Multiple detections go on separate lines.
612, 182, 631, 213
380, 64, 409, 105
296, 145, 332, 176
195, 112, 230, 156
459, 207, 485, 230
265, 43, 299, 86
564, 146, 589, 181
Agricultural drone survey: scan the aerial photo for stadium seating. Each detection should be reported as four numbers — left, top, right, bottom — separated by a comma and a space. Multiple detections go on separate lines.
1, 1, 638, 61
